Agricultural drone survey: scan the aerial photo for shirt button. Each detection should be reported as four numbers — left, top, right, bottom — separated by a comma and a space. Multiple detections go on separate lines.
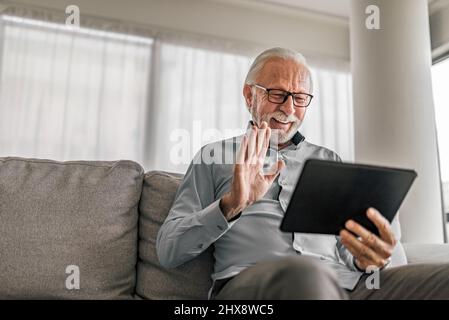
217, 225, 224, 231
198, 243, 203, 249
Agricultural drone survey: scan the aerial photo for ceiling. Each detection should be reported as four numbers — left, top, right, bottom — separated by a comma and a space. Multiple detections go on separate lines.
258, 0, 350, 18
223, 0, 445, 19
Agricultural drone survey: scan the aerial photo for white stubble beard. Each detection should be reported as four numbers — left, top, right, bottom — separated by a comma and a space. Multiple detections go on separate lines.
251, 108, 302, 146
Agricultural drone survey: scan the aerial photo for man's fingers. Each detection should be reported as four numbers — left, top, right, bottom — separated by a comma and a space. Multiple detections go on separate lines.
247, 125, 257, 160
256, 122, 267, 156
354, 256, 372, 271
341, 233, 386, 269
345, 220, 392, 259
237, 135, 248, 165
367, 208, 396, 246
340, 229, 387, 268
258, 123, 270, 159
265, 160, 285, 182
340, 230, 365, 258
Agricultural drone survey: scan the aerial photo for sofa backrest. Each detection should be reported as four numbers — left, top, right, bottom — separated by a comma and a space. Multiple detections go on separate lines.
0, 157, 143, 299
136, 171, 214, 300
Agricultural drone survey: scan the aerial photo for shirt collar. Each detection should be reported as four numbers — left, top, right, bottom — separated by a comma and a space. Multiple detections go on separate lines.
247, 121, 305, 147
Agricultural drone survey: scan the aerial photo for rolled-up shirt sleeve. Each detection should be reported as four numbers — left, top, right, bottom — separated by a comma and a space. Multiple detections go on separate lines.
156, 148, 235, 268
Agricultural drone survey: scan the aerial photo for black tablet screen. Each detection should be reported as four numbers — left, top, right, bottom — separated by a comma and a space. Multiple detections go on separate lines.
280, 159, 417, 236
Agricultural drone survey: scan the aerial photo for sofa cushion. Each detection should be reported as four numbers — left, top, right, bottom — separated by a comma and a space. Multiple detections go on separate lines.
0, 157, 144, 299
136, 171, 214, 299
403, 243, 449, 264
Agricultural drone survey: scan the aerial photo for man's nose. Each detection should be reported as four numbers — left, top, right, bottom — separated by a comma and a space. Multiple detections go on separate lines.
279, 95, 295, 115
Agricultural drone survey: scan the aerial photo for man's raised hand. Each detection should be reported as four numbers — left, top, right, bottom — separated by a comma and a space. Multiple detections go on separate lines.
220, 121, 285, 220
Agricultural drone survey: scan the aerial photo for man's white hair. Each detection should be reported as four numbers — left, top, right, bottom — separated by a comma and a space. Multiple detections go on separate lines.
244, 47, 313, 92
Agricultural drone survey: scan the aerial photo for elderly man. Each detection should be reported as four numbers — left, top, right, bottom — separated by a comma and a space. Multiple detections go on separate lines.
157, 47, 449, 299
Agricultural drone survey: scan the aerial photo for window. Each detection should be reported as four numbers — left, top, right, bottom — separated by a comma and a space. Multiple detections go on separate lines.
0, 15, 153, 164
431, 57, 449, 237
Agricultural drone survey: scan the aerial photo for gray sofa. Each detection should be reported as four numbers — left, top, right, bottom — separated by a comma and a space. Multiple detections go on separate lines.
0, 157, 448, 299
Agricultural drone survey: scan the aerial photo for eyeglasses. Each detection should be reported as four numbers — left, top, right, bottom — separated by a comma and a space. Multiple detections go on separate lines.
253, 84, 313, 108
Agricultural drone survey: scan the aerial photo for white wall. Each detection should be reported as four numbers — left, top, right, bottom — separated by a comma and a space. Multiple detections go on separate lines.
5, 0, 350, 61
350, 0, 445, 243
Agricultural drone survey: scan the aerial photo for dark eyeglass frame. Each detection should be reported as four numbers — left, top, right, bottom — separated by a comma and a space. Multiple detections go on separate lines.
253, 84, 313, 108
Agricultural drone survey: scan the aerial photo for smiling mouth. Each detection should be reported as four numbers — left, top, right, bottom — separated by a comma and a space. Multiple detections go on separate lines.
273, 119, 290, 124
269, 118, 293, 132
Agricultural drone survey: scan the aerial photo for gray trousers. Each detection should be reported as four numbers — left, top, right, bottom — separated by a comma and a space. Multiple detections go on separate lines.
212, 256, 449, 300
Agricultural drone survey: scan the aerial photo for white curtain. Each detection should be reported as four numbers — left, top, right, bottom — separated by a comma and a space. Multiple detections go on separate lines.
303, 63, 354, 161
145, 41, 252, 172
0, 8, 354, 174
0, 14, 152, 163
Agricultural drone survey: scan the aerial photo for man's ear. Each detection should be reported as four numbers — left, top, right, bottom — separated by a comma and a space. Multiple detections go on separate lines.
243, 84, 253, 109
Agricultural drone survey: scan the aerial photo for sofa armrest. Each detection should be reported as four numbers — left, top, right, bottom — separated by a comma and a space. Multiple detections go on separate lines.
403, 243, 449, 264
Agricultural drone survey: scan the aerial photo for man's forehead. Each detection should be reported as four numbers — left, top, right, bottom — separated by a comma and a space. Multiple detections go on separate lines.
256, 58, 311, 88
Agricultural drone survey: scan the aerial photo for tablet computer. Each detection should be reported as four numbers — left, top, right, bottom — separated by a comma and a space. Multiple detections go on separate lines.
279, 159, 417, 236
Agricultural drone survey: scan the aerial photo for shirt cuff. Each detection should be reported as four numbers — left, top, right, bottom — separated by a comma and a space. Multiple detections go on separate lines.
197, 199, 235, 238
